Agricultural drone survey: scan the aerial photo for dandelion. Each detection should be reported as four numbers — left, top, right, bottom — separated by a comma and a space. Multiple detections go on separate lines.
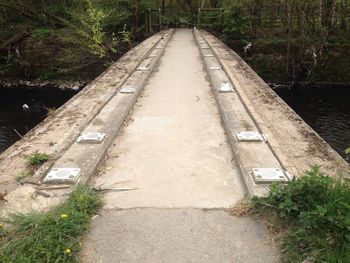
64, 248, 71, 254
60, 214, 69, 219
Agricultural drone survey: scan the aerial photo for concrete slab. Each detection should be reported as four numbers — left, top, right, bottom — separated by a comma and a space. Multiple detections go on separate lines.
42, 30, 174, 185
92, 29, 244, 209
81, 208, 279, 263
194, 29, 286, 197
80, 29, 277, 263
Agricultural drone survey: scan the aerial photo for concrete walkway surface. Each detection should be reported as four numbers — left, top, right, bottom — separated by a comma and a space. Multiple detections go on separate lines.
81, 29, 278, 263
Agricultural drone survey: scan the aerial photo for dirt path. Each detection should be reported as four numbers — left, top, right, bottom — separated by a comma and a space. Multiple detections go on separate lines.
81, 29, 278, 262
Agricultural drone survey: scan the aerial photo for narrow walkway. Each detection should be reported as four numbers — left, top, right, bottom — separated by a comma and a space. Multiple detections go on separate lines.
82, 29, 277, 262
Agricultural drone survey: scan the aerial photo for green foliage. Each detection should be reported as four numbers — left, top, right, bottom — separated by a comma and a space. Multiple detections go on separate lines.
38, 69, 56, 80
15, 171, 32, 181
31, 27, 55, 39
346, 147, 350, 161
345, 147, 350, 155
253, 166, 350, 262
222, 5, 250, 41
26, 151, 50, 166
0, 185, 101, 263
74, 0, 108, 58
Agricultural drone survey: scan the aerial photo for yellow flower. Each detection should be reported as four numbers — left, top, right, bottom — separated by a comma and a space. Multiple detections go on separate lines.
0, 223, 3, 228
65, 248, 71, 254
60, 214, 69, 219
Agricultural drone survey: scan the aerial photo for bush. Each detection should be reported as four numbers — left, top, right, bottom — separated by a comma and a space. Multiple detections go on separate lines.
0, 185, 101, 263
253, 166, 350, 262
26, 151, 50, 166
222, 5, 250, 41
31, 28, 55, 39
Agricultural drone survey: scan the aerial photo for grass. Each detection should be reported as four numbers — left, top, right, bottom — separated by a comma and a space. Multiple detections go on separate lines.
0, 185, 101, 263
15, 171, 32, 182
252, 166, 350, 263
32, 27, 55, 40
26, 151, 50, 166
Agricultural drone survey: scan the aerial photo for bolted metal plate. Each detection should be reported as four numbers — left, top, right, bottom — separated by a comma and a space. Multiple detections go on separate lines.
77, 132, 106, 143
43, 168, 81, 184
120, 86, 136, 94
236, 131, 265, 142
137, 65, 149, 71
210, 66, 221, 70
219, 82, 234, 92
252, 168, 289, 184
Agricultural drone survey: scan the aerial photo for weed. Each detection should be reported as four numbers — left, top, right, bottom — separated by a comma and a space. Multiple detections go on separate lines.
46, 107, 56, 117
27, 151, 50, 166
0, 185, 101, 263
253, 166, 350, 262
32, 28, 55, 39
15, 171, 32, 182
345, 147, 350, 161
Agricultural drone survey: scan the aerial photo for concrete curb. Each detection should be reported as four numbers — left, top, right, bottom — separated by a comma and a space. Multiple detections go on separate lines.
193, 28, 290, 197
201, 31, 349, 179
41, 30, 174, 185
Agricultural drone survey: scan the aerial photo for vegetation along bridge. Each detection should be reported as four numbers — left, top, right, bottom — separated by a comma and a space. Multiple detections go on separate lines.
0, 27, 348, 262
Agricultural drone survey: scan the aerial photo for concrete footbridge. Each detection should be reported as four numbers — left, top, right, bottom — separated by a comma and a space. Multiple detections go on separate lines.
0, 29, 348, 262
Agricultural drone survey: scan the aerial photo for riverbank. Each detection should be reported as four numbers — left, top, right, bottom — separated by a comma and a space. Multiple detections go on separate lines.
0, 80, 86, 91
226, 35, 350, 85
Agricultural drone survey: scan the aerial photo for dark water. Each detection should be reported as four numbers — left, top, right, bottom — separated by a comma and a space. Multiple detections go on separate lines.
0, 87, 78, 153
275, 86, 350, 160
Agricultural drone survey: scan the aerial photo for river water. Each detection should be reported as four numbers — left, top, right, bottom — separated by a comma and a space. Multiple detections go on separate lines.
0, 87, 78, 153
0, 85, 349, 162
275, 86, 350, 161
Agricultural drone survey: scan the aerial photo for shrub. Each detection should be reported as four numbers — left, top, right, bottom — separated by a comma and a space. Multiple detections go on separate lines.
26, 151, 50, 166
0, 185, 101, 263
253, 166, 350, 262
222, 5, 250, 41
32, 28, 55, 39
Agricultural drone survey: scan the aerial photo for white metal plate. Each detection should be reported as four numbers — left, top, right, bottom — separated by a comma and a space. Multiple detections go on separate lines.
201, 45, 210, 49
120, 86, 136, 94
252, 168, 289, 183
137, 66, 149, 71
77, 132, 106, 143
204, 54, 214, 57
219, 82, 234, 92
236, 131, 264, 142
43, 168, 81, 184
210, 66, 221, 70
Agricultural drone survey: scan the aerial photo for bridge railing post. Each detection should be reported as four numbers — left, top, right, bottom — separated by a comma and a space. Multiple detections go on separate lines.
159, 8, 162, 31
148, 8, 152, 33
197, 8, 201, 29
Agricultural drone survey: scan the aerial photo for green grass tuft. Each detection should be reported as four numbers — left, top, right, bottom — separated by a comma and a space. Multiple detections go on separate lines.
32, 28, 55, 39
26, 151, 50, 166
0, 185, 101, 263
15, 171, 32, 182
253, 166, 350, 262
